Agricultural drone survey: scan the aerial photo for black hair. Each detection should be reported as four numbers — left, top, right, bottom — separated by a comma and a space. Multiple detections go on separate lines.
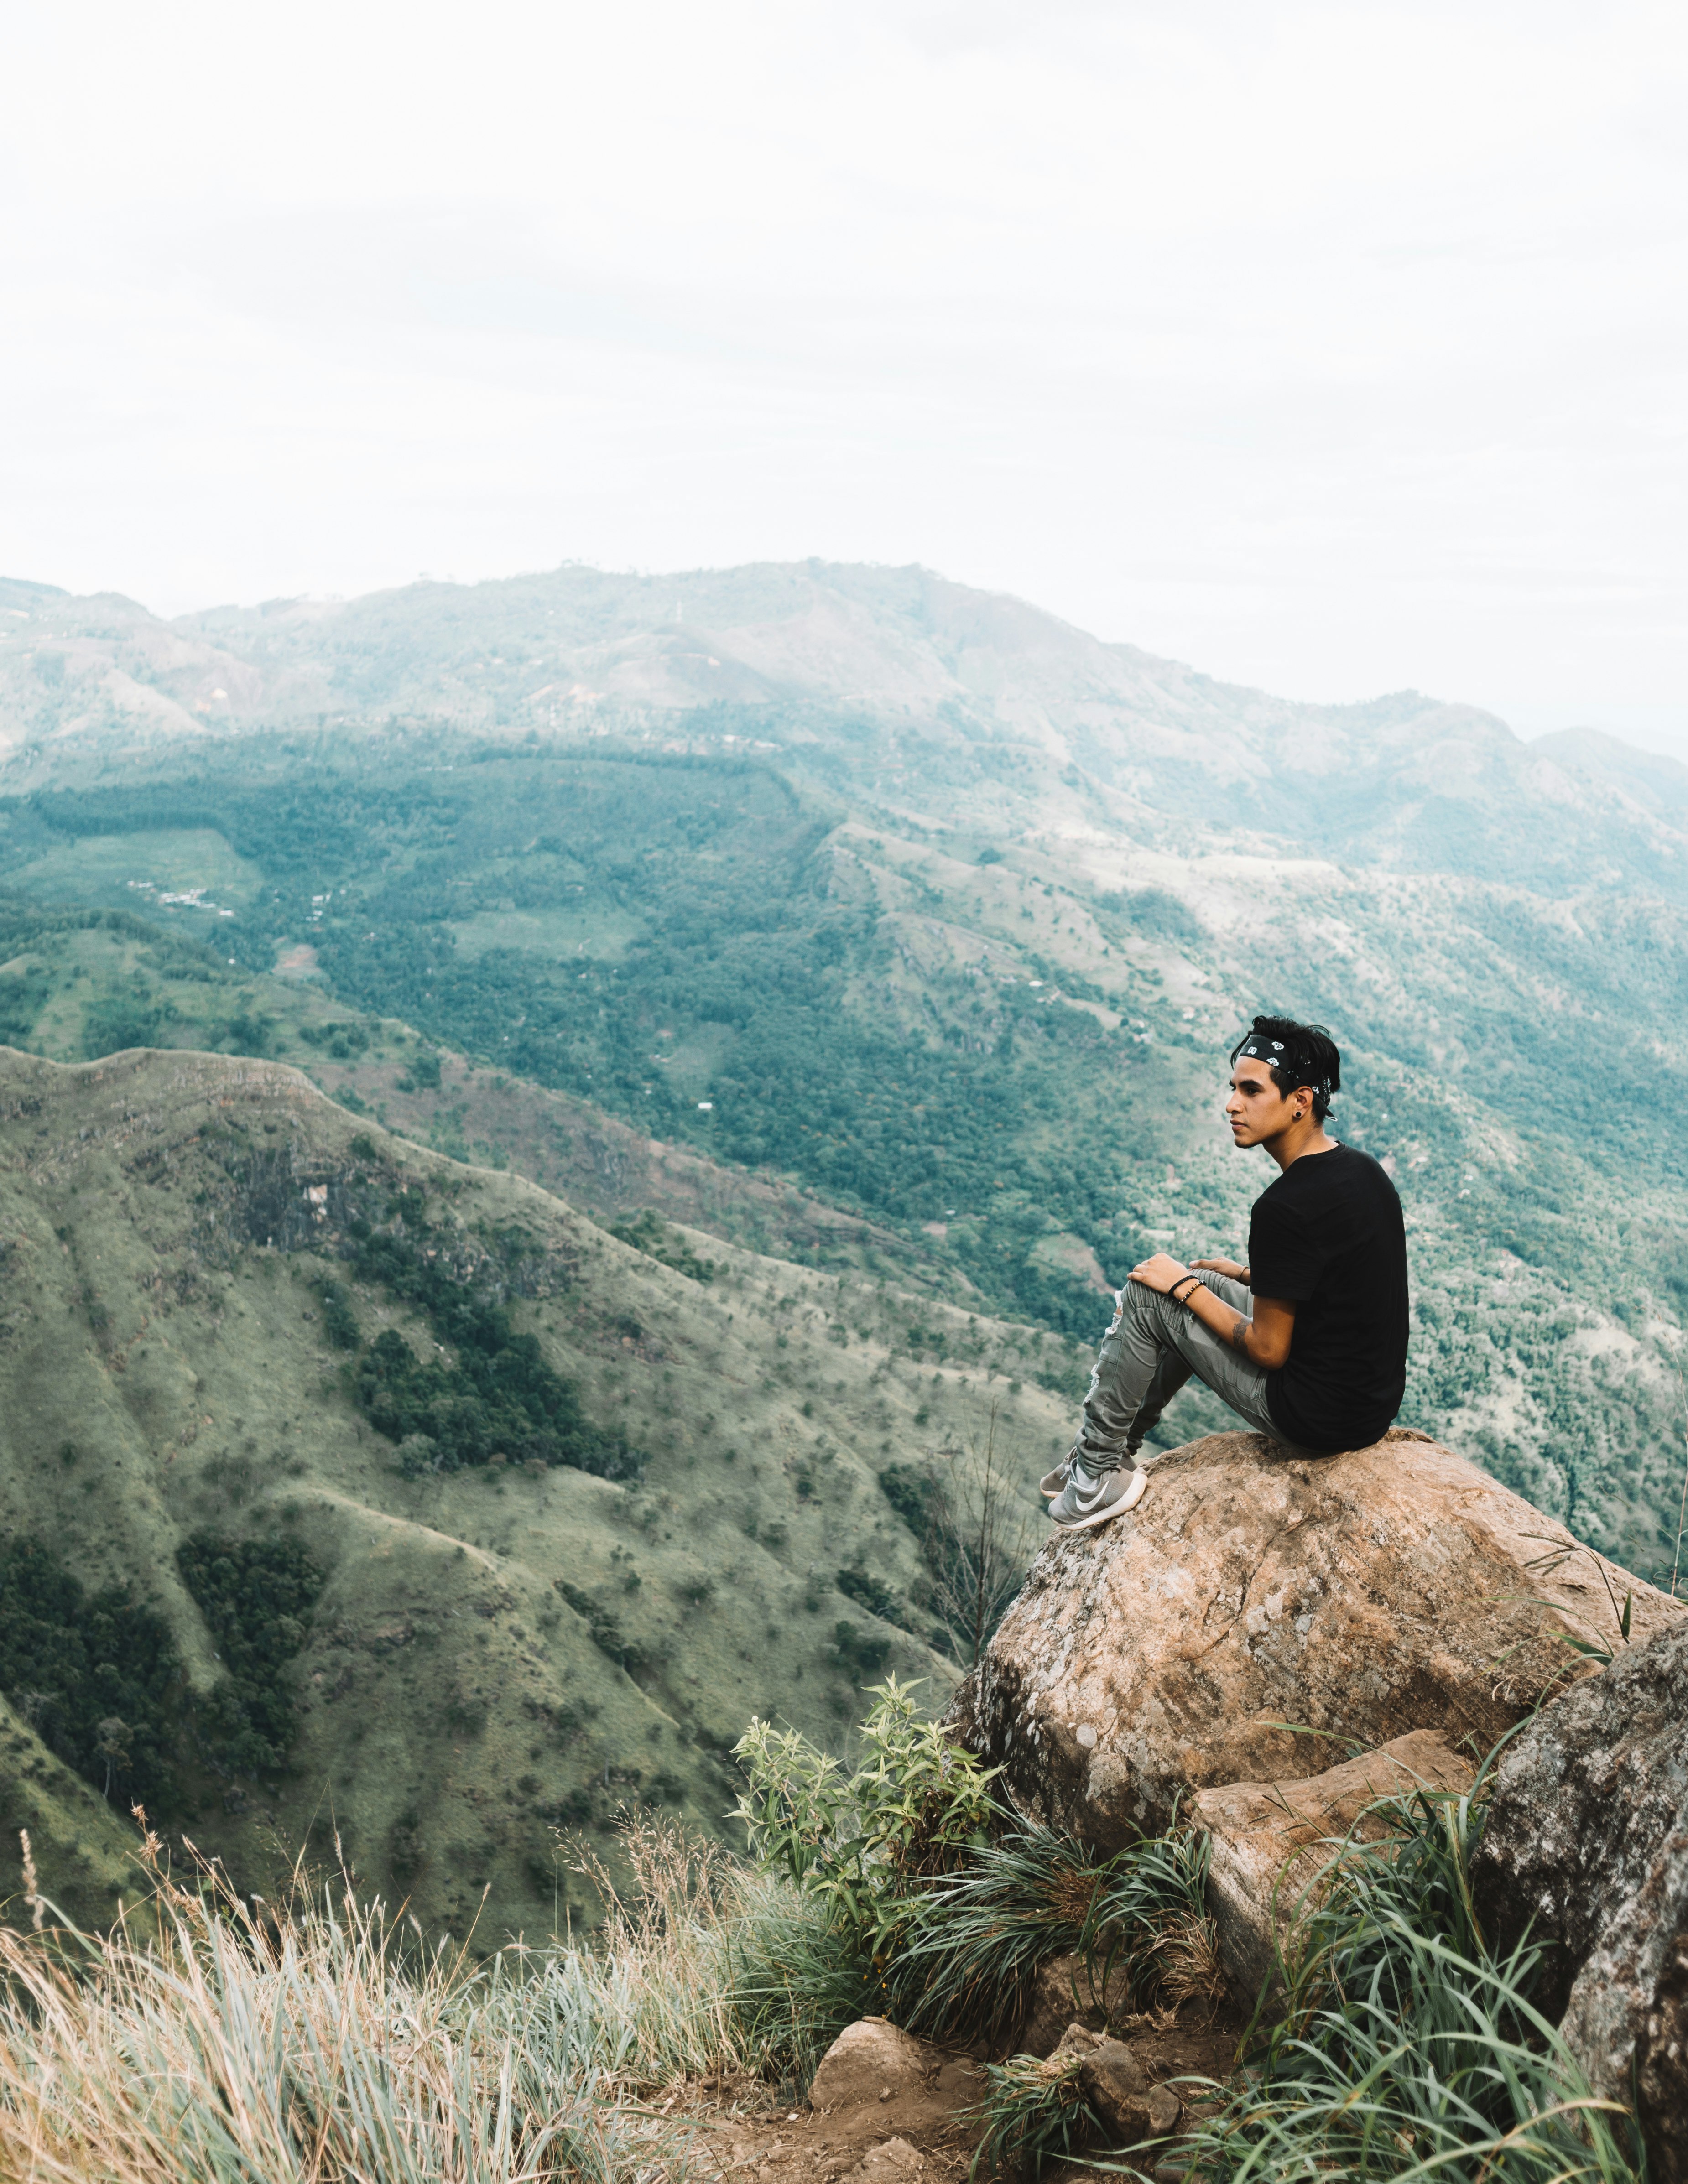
1229, 1015, 1341, 1121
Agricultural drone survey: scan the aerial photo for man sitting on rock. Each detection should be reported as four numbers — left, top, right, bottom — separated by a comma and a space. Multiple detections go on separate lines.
1043, 1014, 1409, 1530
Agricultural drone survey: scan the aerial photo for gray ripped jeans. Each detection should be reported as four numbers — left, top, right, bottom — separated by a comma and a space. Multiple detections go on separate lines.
1073, 1273, 1278, 1475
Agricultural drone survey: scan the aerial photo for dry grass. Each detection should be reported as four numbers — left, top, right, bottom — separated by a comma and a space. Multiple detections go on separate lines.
1141, 1907, 1227, 2021
0, 1814, 844, 2184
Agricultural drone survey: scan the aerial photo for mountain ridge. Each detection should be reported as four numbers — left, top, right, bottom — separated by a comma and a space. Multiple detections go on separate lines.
5, 559, 1685, 894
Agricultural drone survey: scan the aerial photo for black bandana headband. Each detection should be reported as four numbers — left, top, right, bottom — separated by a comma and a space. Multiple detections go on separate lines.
1235, 1034, 1332, 1102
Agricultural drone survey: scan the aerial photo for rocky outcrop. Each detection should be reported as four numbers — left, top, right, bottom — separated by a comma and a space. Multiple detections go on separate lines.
1194, 1729, 1474, 1999
1469, 1617, 1688, 2184
946, 1429, 1682, 1846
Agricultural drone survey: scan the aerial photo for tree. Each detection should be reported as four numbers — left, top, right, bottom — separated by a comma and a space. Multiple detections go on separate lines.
94, 1716, 131, 1801
924, 1404, 1036, 1669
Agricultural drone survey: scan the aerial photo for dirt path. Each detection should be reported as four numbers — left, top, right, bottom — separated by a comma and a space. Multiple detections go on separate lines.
671, 2005, 1246, 2183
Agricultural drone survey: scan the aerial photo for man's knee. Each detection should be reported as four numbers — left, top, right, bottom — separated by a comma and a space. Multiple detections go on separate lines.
1122, 1280, 1174, 1327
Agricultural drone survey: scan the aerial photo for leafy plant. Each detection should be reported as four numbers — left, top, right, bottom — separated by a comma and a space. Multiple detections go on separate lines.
733, 1676, 998, 1960
886, 1818, 1214, 2048
1088, 1822, 1222, 2013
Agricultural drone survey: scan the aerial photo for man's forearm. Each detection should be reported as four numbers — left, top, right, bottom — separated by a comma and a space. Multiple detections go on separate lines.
1180, 1280, 1273, 1366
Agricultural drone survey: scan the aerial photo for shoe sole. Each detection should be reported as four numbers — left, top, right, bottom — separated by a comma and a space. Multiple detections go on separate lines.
1050, 1472, 1148, 1529
1044, 1462, 1144, 1501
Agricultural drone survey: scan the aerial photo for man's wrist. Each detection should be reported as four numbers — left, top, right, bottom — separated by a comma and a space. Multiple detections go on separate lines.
1169, 1274, 1204, 1305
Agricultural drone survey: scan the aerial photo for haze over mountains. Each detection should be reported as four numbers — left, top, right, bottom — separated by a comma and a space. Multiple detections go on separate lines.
8, 561, 1688, 893
1, 557, 1686, 1938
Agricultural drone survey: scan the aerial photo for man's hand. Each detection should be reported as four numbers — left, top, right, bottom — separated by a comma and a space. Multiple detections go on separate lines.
1191, 1256, 1249, 1283
1128, 1252, 1191, 1294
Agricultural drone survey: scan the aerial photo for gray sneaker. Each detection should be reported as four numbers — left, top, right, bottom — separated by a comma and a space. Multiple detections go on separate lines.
1039, 1451, 1075, 1498
1042, 1449, 1145, 1498
1049, 1463, 1148, 1531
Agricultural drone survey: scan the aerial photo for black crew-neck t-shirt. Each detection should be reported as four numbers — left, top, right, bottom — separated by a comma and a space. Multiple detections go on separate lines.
1246, 1142, 1408, 1453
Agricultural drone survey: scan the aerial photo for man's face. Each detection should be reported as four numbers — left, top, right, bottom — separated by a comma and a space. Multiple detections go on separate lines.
1225, 1057, 1304, 1146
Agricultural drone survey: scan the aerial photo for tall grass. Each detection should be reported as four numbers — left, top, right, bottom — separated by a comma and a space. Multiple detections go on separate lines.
0, 1769, 1649, 2184
0, 1815, 849, 2184
1168, 1784, 1642, 2184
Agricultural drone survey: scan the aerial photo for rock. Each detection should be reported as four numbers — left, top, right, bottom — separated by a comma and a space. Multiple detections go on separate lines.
1195, 1729, 1474, 2002
1146, 2085, 1183, 2137
945, 1428, 1683, 1845
1021, 1950, 1136, 2056
1076, 2035, 1182, 2146
1469, 1617, 1688, 2184
1078, 2037, 1150, 2130
808, 2018, 942, 2112
840, 2138, 924, 2183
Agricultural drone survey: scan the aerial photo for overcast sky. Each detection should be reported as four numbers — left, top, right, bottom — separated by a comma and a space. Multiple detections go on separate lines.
1, 0, 1684, 748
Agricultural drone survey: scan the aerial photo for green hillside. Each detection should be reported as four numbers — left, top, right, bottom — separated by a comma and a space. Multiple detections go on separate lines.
0, 1047, 1078, 1940
0, 555, 1686, 1940
0, 718, 1682, 1581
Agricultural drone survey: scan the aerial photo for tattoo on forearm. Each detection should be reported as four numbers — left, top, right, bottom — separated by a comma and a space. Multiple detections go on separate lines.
1228, 1314, 1251, 1359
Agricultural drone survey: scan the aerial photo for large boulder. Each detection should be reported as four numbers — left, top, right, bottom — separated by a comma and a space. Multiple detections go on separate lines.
946, 1429, 1683, 1845
1194, 1728, 1474, 2000
1469, 1617, 1688, 2184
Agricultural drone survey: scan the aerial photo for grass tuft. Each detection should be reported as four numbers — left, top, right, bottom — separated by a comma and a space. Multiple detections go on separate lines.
0, 1812, 855, 2183
1171, 1781, 1643, 2184
885, 1817, 1216, 2048
965, 2047, 1094, 2182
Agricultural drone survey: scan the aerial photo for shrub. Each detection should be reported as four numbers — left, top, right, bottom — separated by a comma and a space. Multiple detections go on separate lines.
606, 1209, 717, 1284
829, 1620, 892, 1676
879, 1461, 942, 1535
965, 2047, 1092, 2181
885, 1818, 1215, 2048
836, 1565, 900, 1621
733, 1676, 997, 1960
314, 1277, 360, 1349
82, 993, 164, 1057
299, 1019, 370, 1058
